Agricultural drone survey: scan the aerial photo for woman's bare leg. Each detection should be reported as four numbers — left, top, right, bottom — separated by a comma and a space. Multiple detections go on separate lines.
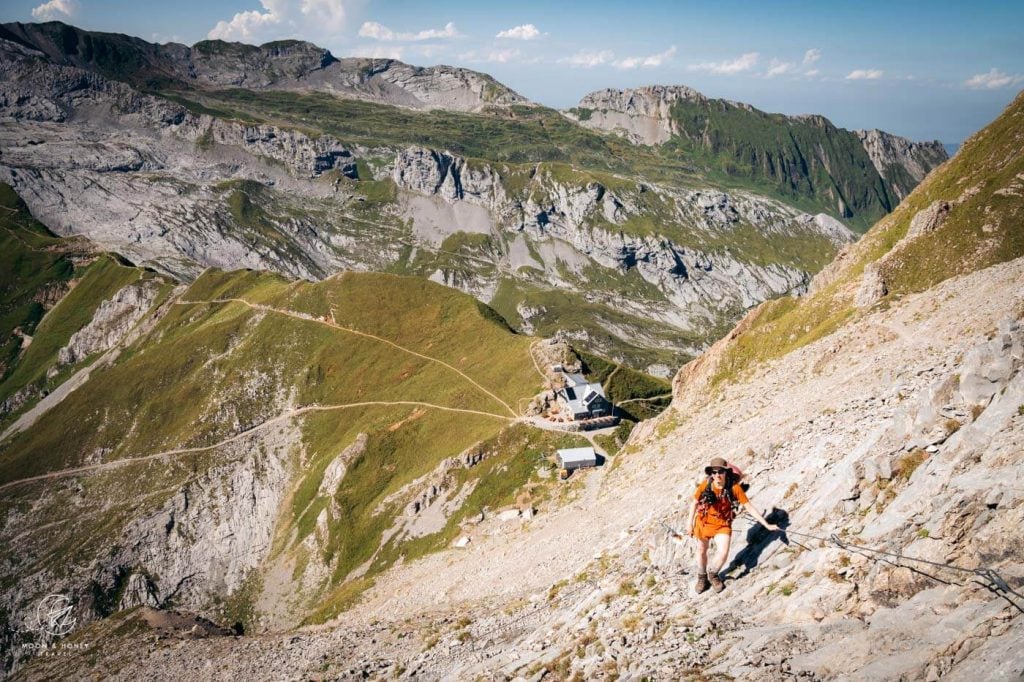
695, 537, 710, 573
709, 532, 732, 575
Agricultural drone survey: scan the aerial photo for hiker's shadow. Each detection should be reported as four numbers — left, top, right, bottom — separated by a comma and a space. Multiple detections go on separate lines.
725, 508, 790, 579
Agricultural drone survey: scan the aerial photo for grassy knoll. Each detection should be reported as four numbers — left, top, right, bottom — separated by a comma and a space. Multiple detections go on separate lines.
0, 263, 554, 626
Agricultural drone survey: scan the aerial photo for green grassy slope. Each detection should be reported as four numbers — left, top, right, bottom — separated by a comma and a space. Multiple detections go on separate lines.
0, 185, 164, 428
706, 90, 1024, 389
0, 268, 540, 484
664, 100, 896, 231
1, 262, 595, 627
0, 184, 76, 381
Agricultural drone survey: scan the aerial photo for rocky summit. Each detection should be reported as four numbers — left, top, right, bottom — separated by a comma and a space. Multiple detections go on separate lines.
1, 17, 1020, 682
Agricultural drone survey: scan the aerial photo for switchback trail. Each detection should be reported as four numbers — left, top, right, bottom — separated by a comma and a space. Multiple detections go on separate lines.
177, 298, 519, 417
0, 401, 511, 493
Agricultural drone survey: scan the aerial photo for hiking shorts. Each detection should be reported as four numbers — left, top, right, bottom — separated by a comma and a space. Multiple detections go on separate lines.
693, 519, 732, 541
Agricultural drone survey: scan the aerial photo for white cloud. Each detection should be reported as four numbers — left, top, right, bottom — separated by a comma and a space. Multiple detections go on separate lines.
151, 32, 184, 45
460, 48, 521, 64
687, 52, 759, 75
349, 44, 404, 60
846, 68, 884, 80
358, 21, 461, 42
965, 68, 1023, 89
803, 48, 821, 66
31, 0, 79, 21
208, 0, 352, 43
804, 68, 820, 77
614, 45, 677, 70
765, 59, 796, 78
560, 49, 614, 68
496, 24, 542, 40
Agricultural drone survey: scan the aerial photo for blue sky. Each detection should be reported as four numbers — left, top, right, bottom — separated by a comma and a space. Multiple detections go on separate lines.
5, 0, 1023, 144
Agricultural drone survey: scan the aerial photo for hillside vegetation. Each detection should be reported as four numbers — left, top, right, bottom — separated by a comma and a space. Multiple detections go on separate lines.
705, 90, 1024, 390
665, 100, 895, 231
0, 185, 166, 430
2, 253, 648, 633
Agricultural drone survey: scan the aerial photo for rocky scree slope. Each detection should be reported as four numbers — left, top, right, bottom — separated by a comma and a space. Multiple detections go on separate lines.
0, 21, 529, 113
569, 85, 948, 229
14, 91, 1024, 682
0, 30, 866, 371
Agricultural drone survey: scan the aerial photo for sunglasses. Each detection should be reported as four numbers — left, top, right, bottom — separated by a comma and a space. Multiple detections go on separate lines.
710, 468, 727, 475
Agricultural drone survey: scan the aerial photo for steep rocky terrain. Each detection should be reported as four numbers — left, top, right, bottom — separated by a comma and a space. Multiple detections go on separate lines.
9, 90, 1021, 681
569, 86, 948, 229
0, 22, 942, 370
855, 128, 949, 201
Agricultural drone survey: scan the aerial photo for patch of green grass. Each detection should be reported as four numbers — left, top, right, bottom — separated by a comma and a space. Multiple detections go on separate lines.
0, 251, 143, 410
305, 575, 375, 624
488, 277, 696, 370
577, 349, 672, 420
0, 184, 80, 385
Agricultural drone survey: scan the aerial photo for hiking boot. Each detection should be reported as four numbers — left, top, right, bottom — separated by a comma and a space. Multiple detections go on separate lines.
708, 572, 725, 592
694, 574, 710, 594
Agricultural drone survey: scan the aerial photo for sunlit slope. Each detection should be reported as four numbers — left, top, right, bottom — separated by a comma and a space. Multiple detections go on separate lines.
0, 268, 539, 485
697, 90, 1024, 391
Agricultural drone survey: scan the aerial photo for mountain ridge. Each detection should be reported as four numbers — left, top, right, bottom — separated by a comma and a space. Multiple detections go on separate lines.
0, 20, 530, 113
569, 85, 948, 228
0, 29, 860, 369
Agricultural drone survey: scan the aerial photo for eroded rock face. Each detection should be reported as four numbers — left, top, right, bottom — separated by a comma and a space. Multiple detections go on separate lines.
390, 145, 853, 324
55, 281, 160, 367
569, 85, 707, 145
856, 129, 949, 200
99, 421, 298, 618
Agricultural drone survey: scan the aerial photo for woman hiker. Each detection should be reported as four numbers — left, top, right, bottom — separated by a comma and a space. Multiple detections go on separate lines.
686, 457, 778, 593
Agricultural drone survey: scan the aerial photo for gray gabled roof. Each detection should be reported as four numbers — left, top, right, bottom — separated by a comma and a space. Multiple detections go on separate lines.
556, 372, 610, 415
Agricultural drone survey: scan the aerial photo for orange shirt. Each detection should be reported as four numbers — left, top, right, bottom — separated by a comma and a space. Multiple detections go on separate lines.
693, 481, 748, 535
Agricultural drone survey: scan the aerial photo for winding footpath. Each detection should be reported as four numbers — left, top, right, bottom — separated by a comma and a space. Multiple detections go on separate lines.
178, 297, 518, 417
0, 401, 512, 494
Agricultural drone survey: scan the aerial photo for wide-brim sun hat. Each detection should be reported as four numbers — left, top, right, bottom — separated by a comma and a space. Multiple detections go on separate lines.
705, 457, 729, 475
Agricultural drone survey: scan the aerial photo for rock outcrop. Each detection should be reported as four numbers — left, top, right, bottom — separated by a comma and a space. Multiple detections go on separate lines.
568, 85, 707, 145
54, 281, 159, 367
856, 129, 950, 200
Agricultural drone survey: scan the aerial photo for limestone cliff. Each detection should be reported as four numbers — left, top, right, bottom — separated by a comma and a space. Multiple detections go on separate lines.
855, 128, 950, 199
